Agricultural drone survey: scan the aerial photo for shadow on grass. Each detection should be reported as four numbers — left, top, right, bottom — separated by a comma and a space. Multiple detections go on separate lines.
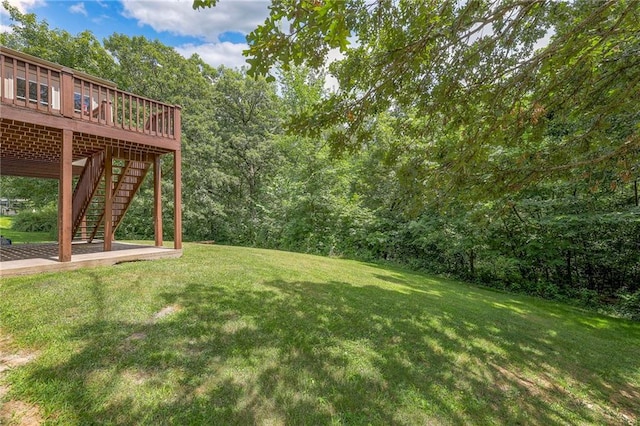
21, 271, 640, 425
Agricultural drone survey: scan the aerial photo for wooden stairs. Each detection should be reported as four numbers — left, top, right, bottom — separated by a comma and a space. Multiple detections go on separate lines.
72, 151, 151, 242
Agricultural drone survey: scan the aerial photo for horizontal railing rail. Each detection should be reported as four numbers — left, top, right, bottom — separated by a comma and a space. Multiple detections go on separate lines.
1, 47, 179, 140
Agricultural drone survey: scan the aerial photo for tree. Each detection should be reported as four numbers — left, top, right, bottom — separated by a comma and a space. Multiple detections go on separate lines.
210, 68, 283, 243
194, 0, 639, 203
103, 34, 215, 105
100, 34, 224, 241
0, 176, 57, 208
1, 1, 117, 79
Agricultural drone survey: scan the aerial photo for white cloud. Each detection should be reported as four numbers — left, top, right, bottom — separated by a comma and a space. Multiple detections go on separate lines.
1, 0, 43, 27
2, 0, 44, 14
176, 41, 248, 69
69, 2, 88, 17
91, 13, 110, 25
121, 0, 269, 43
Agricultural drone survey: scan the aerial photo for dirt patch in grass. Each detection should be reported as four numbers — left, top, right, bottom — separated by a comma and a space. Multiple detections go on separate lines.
0, 384, 8, 399
122, 305, 182, 344
0, 400, 43, 426
491, 363, 562, 398
610, 386, 640, 424
0, 334, 42, 426
0, 353, 38, 373
151, 304, 182, 322
122, 369, 153, 386
0, 335, 39, 372
125, 332, 147, 342
491, 362, 636, 425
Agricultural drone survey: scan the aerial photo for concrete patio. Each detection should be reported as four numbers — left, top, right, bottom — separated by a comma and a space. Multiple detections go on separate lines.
0, 241, 182, 278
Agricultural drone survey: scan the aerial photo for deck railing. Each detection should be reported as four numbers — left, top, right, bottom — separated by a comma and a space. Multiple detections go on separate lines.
0, 47, 180, 140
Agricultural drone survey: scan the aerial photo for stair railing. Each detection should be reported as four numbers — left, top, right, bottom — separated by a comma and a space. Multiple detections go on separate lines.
72, 150, 105, 238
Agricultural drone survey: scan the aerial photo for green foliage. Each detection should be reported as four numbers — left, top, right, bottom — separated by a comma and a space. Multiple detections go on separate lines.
1, 1, 117, 78
618, 289, 640, 321
11, 202, 58, 239
0, 176, 58, 209
196, 0, 639, 202
192, 0, 218, 9
179, 67, 284, 244
103, 34, 214, 104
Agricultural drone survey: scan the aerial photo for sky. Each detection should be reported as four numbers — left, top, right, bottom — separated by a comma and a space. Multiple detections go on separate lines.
0, 0, 271, 69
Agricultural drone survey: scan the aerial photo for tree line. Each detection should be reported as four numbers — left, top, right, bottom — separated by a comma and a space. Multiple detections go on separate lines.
1, 1, 638, 319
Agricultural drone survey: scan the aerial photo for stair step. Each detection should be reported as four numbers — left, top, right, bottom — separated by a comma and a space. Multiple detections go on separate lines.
73, 158, 150, 241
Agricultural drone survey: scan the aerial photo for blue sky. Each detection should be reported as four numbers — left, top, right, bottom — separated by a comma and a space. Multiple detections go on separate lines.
1, 0, 271, 68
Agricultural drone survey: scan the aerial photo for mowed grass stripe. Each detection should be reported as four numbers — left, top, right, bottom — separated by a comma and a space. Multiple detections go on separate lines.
1, 244, 638, 425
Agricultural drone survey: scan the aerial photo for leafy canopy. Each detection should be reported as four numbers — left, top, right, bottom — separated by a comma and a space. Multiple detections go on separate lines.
1, 0, 117, 78
194, 0, 639, 201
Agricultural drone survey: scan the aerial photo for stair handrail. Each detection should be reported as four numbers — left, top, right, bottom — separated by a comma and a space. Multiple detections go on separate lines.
72, 151, 105, 237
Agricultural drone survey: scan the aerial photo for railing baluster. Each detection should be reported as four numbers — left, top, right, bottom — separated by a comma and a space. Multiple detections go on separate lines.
0, 54, 5, 103
153, 102, 157, 135
97, 85, 102, 123
112, 89, 118, 127
2, 50, 179, 144
34, 65, 40, 109
143, 99, 147, 134
89, 81, 94, 121
106, 88, 111, 125
121, 91, 125, 129
46, 69, 51, 113
12, 59, 18, 106
161, 104, 166, 136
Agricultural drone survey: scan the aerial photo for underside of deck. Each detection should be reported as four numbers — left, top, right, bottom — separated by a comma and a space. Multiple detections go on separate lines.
0, 46, 183, 266
0, 242, 182, 277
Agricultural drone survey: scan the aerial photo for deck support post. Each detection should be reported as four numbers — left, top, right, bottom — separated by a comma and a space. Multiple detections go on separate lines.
173, 106, 182, 250
61, 69, 75, 118
173, 149, 182, 250
154, 154, 163, 247
58, 129, 73, 262
104, 147, 113, 251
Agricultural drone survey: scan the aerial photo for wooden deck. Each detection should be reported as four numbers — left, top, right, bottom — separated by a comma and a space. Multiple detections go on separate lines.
0, 47, 182, 263
0, 242, 182, 278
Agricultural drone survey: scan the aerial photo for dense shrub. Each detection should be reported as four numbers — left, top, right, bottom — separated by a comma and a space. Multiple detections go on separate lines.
12, 203, 57, 237
618, 290, 640, 321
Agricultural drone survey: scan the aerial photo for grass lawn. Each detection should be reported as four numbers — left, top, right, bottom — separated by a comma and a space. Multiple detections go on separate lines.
1, 244, 638, 425
0, 216, 52, 244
